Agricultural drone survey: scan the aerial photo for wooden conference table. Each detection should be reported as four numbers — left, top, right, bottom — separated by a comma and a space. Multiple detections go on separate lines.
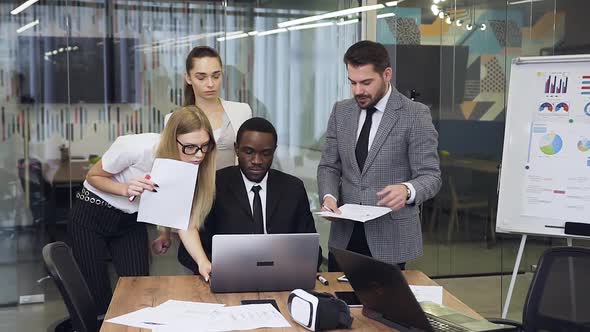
101, 272, 482, 332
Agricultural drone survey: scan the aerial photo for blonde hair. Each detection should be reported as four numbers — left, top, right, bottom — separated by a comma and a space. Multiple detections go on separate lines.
156, 106, 216, 229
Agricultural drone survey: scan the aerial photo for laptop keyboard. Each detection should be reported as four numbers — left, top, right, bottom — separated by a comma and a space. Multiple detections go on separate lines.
427, 316, 470, 332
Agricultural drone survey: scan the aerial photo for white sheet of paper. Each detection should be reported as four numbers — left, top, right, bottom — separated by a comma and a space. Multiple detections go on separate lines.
409, 285, 443, 304
105, 301, 225, 330
156, 300, 224, 313
152, 304, 291, 332
315, 204, 391, 222
137, 158, 198, 230
105, 307, 167, 329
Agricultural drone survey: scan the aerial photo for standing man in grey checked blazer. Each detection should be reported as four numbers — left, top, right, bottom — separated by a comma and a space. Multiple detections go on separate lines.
318, 40, 441, 271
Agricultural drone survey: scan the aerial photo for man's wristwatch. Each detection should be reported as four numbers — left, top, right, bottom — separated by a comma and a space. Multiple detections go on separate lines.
403, 184, 411, 201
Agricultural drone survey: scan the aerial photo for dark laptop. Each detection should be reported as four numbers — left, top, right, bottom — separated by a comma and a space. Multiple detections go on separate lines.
210, 233, 319, 293
330, 247, 512, 332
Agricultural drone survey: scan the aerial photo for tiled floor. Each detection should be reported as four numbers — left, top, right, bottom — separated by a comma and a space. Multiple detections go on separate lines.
0, 221, 572, 331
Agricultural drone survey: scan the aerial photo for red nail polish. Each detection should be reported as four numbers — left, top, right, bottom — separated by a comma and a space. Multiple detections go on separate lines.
145, 175, 151, 180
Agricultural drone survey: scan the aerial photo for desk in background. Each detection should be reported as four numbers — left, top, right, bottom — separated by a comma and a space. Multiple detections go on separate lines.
440, 156, 499, 175
42, 159, 90, 186
102, 272, 481, 332
40, 159, 89, 241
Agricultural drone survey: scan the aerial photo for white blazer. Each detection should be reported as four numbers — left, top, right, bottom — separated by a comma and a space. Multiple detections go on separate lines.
164, 98, 252, 139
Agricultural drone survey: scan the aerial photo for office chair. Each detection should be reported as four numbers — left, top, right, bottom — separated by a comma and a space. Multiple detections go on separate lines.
429, 163, 490, 242
490, 246, 590, 331
42, 242, 102, 332
17, 158, 48, 225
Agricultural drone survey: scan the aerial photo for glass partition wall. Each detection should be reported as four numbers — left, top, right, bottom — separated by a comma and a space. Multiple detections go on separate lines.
0, 0, 359, 320
1, 0, 588, 327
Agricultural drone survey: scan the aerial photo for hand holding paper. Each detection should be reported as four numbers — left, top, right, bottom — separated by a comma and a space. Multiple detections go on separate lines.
137, 158, 199, 230
315, 204, 391, 223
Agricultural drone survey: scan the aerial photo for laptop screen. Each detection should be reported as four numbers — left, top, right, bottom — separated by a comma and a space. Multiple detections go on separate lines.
210, 234, 319, 293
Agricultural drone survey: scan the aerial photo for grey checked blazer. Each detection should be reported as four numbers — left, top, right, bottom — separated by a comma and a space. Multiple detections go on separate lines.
317, 87, 441, 264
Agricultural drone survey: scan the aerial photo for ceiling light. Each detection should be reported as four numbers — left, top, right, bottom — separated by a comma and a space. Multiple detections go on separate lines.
508, 0, 544, 5
11, 0, 39, 15
226, 31, 244, 36
377, 13, 396, 19
445, 16, 453, 24
438, 12, 445, 19
385, 1, 398, 6
288, 22, 334, 31
431, 4, 439, 15
247, 31, 258, 36
456, 19, 463, 26
434, 0, 441, 3
257, 28, 288, 36
217, 33, 249, 42
480, 23, 487, 31
277, 4, 384, 28
336, 19, 359, 26
466, 23, 473, 30
16, 19, 39, 33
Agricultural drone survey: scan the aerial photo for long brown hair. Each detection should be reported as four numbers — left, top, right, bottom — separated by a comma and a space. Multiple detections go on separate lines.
155, 106, 216, 229
183, 46, 223, 106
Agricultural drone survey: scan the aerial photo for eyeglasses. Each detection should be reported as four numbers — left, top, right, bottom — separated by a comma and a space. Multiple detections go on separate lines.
176, 139, 214, 155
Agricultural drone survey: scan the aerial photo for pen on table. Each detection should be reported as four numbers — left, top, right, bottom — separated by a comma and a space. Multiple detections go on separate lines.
128, 174, 157, 202
142, 321, 165, 325
317, 274, 329, 285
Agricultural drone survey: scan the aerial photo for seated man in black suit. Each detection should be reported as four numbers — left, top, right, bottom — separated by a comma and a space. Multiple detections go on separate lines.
178, 117, 322, 273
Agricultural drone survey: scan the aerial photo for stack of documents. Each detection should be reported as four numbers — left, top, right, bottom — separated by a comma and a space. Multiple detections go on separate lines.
106, 299, 291, 331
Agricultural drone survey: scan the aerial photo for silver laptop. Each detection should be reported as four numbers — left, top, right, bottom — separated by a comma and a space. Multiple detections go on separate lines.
210, 233, 319, 293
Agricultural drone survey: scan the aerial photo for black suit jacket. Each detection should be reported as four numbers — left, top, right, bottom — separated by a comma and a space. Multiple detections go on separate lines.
178, 166, 321, 273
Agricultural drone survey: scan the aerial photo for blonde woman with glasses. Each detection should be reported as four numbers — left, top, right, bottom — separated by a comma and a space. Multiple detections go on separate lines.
68, 106, 216, 314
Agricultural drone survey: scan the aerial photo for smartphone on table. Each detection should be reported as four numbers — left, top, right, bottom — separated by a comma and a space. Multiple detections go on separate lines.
334, 291, 362, 308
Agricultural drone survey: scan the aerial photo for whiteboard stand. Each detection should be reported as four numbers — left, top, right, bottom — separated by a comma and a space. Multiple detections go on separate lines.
496, 54, 590, 319
501, 234, 527, 319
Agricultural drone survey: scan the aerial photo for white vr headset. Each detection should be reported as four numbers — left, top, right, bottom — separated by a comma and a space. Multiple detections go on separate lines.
287, 289, 353, 331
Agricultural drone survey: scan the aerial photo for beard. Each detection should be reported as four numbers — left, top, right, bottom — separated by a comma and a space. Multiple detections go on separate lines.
354, 80, 388, 109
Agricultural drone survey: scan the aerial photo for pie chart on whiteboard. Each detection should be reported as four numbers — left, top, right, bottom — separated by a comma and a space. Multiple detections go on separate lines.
578, 138, 590, 152
539, 132, 563, 155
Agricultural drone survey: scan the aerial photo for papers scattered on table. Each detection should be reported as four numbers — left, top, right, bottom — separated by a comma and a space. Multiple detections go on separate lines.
315, 204, 391, 222
409, 285, 443, 305
137, 158, 199, 230
105, 300, 290, 331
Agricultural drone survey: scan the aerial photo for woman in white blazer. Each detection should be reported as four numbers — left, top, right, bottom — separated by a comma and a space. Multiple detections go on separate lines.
165, 46, 252, 170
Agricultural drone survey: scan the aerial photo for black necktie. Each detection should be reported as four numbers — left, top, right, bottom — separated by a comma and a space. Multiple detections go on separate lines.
251, 185, 264, 234
355, 107, 377, 171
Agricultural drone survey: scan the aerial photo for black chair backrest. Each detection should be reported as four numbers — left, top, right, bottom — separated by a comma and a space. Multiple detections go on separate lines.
522, 246, 590, 332
42, 242, 98, 332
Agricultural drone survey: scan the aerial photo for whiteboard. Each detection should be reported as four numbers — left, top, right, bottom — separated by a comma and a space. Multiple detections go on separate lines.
496, 55, 590, 238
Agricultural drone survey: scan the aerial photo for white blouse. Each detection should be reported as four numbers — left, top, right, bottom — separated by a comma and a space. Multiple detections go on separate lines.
84, 133, 160, 213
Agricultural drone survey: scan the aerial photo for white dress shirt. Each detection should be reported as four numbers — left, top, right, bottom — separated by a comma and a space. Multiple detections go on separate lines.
324, 84, 416, 205
241, 171, 269, 234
